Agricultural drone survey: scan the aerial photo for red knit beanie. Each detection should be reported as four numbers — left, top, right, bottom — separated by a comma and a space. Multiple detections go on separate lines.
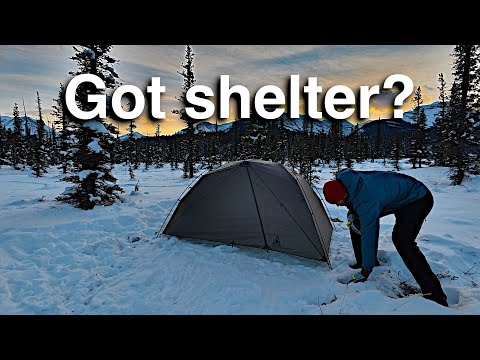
323, 180, 347, 204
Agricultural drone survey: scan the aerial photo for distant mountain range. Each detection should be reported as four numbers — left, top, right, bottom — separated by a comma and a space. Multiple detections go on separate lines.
118, 131, 144, 141
176, 115, 354, 136
2, 102, 442, 140
174, 102, 443, 137
355, 101, 442, 137
0, 116, 54, 135
356, 118, 416, 137
403, 101, 441, 127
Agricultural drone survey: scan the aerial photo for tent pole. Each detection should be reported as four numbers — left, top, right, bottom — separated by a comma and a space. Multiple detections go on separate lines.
246, 166, 268, 250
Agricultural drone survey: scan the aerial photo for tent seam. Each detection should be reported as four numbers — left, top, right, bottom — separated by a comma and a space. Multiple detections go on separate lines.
250, 165, 327, 263
291, 173, 333, 269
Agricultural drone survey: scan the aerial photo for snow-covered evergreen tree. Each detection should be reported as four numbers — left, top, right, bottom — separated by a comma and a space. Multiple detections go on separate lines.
48, 125, 59, 166
11, 103, 24, 170
4, 128, 14, 166
230, 120, 241, 161
57, 45, 123, 210
344, 127, 355, 169
104, 120, 119, 167
52, 83, 72, 174
391, 134, 402, 171
169, 135, 180, 170
153, 124, 164, 169
211, 120, 221, 168
125, 119, 138, 179
22, 99, 33, 168
0, 118, 6, 167
374, 119, 382, 160
417, 107, 428, 168
350, 124, 360, 162
446, 45, 480, 185
329, 120, 344, 169
32, 92, 49, 177
143, 141, 153, 171
173, 45, 197, 178
433, 73, 449, 166
409, 86, 424, 168
24, 124, 32, 168
278, 114, 289, 164
298, 115, 317, 184
357, 133, 369, 163
443, 81, 461, 167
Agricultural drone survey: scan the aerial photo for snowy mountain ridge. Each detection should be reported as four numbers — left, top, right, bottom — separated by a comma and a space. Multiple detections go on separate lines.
119, 131, 144, 141
0, 115, 54, 135
364, 101, 442, 129
403, 101, 442, 128
176, 115, 354, 136
173, 102, 443, 137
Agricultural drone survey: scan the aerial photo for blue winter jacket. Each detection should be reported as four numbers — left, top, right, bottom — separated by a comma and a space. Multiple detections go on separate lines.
336, 169, 428, 272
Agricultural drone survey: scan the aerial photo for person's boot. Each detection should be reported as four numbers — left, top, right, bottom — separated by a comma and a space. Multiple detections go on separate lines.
349, 259, 380, 269
424, 292, 448, 307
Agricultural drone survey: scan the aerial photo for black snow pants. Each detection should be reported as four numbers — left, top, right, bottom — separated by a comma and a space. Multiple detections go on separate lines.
350, 190, 448, 307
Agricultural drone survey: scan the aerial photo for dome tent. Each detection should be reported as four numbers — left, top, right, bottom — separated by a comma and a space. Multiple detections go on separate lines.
161, 160, 333, 266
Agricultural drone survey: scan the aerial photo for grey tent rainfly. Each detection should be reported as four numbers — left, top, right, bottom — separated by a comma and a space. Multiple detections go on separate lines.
161, 160, 333, 266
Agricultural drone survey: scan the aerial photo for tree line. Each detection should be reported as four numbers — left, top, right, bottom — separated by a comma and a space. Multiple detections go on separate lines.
0, 45, 478, 210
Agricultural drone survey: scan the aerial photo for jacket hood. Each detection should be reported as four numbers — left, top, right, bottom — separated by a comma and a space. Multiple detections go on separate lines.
336, 169, 362, 202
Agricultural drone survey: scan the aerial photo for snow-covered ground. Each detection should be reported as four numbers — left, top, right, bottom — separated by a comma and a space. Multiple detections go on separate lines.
0, 160, 478, 314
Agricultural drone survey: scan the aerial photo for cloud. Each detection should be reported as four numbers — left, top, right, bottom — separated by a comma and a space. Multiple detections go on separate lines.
0, 45, 455, 134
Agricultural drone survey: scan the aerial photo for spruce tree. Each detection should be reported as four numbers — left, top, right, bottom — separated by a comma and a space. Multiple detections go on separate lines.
329, 120, 344, 169
434, 73, 449, 166
173, 45, 197, 178
350, 124, 359, 162
447, 45, 480, 184
4, 128, 14, 166
278, 114, 288, 164
11, 103, 24, 170
212, 120, 221, 168
344, 127, 355, 169
21, 99, 34, 168
126, 119, 138, 179
409, 86, 424, 168
143, 141, 153, 171
300, 114, 317, 184
417, 108, 428, 167
49, 125, 59, 166
0, 118, 6, 167
153, 124, 164, 168
57, 45, 123, 210
316, 131, 327, 165
390, 134, 401, 171
444, 82, 461, 168
52, 83, 72, 174
32, 92, 48, 177
231, 120, 240, 161
104, 121, 119, 166
172, 135, 180, 169
374, 120, 382, 160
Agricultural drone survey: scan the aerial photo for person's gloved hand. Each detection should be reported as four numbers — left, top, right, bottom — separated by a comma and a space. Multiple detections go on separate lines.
346, 212, 361, 235
351, 270, 368, 283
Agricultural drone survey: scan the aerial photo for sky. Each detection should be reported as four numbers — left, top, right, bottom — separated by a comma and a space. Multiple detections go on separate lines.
0, 45, 455, 135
